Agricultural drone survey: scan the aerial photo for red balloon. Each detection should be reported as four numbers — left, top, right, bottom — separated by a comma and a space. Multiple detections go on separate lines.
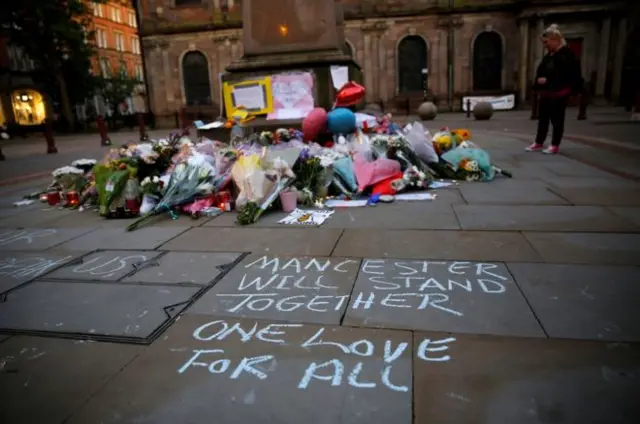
335, 81, 366, 107
302, 107, 328, 142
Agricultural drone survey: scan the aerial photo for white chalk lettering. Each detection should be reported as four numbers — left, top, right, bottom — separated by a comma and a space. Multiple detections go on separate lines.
0, 256, 73, 279
217, 293, 349, 314
298, 359, 344, 389
0, 229, 57, 246
237, 274, 280, 291
384, 340, 409, 363
256, 323, 303, 344
193, 320, 257, 342
178, 349, 224, 374
301, 328, 350, 353
422, 293, 463, 316
382, 365, 408, 392
419, 277, 447, 292
229, 355, 274, 380
351, 292, 376, 309
370, 276, 401, 290
349, 340, 374, 357
216, 293, 277, 313
417, 337, 456, 362
394, 262, 419, 275
243, 256, 356, 274
208, 358, 231, 374
348, 362, 376, 388
477, 279, 506, 294
448, 261, 471, 275
447, 279, 473, 292
380, 293, 412, 308
276, 295, 307, 312
72, 255, 147, 277
476, 263, 508, 281
361, 259, 385, 275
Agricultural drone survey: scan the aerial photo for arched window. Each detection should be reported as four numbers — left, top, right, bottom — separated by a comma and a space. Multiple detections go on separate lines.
397, 35, 427, 93
473, 32, 503, 91
182, 51, 212, 106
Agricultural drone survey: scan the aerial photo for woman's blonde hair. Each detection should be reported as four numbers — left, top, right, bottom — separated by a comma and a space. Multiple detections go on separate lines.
543, 24, 567, 46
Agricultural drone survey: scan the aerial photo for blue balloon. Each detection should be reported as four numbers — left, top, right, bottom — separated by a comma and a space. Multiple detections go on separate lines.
327, 108, 356, 135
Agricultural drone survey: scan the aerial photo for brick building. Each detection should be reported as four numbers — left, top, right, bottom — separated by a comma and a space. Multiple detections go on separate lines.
136, 0, 637, 126
90, 0, 144, 82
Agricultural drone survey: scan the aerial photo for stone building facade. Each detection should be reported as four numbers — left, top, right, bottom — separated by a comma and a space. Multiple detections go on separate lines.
135, 0, 636, 126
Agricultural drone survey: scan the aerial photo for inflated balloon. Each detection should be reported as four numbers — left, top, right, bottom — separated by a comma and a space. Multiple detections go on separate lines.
327, 108, 356, 135
302, 107, 328, 142
335, 81, 365, 107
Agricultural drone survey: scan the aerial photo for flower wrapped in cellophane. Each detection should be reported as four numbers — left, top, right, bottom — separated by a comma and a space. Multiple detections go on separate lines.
235, 155, 295, 225
126, 160, 215, 231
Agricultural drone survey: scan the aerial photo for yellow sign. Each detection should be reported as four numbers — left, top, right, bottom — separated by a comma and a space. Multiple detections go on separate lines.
223, 77, 274, 118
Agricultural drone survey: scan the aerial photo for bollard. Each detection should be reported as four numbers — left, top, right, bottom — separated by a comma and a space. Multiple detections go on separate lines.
530, 94, 539, 120
97, 116, 111, 146
44, 120, 58, 154
466, 99, 471, 118
137, 112, 148, 141
577, 91, 588, 120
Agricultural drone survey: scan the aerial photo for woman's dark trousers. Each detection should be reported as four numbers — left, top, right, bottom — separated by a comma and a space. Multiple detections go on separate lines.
535, 96, 569, 146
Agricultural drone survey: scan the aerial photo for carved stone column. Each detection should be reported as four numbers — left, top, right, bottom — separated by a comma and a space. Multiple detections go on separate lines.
362, 22, 388, 104
595, 17, 612, 96
535, 17, 545, 67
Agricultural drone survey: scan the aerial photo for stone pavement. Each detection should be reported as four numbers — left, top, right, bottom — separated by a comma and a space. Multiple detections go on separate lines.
1, 133, 640, 424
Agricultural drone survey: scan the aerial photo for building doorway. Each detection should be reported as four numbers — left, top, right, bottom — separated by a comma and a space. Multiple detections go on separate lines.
565, 37, 584, 106
397, 35, 428, 94
182, 51, 212, 106
11, 89, 47, 126
472, 31, 503, 91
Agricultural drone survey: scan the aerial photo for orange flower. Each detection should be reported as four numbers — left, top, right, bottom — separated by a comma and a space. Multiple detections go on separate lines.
119, 163, 127, 170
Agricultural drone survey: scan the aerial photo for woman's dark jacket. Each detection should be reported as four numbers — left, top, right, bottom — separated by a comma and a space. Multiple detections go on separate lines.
534, 46, 583, 97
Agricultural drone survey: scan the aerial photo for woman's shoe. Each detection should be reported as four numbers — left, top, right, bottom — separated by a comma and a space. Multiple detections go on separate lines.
542, 146, 559, 154
525, 143, 544, 152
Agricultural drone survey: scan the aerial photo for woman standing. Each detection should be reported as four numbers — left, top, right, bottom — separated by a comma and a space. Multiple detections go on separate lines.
526, 24, 583, 154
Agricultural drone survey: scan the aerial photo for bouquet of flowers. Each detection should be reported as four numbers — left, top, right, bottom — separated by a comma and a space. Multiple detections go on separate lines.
126, 162, 215, 231
292, 156, 324, 205
52, 166, 86, 191
71, 159, 97, 174
235, 156, 295, 225
140, 175, 164, 196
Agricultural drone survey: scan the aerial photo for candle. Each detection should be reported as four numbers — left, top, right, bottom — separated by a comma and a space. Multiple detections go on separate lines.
47, 191, 61, 206
66, 191, 80, 207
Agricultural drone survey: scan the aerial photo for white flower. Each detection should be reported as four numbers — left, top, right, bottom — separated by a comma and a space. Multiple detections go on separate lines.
71, 159, 97, 167
418, 171, 426, 180
152, 176, 159, 183
52, 166, 84, 177
158, 139, 169, 147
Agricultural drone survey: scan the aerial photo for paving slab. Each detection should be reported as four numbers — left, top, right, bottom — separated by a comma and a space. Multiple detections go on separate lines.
45, 250, 162, 281
508, 263, 640, 341
160, 227, 343, 256
122, 252, 243, 285
0, 280, 201, 342
547, 187, 640, 207
342, 259, 543, 337
414, 333, 640, 424
524, 232, 640, 265
0, 207, 73, 228
42, 211, 211, 229
65, 315, 413, 424
0, 334, 9, 343
0, 251, 80, 293
333, 230, 543, 262
544, 176, 635, 188
55, 226, 189, 251
454, 205, 636, 232
0, 336, 142, 424
0, 228, 92, 251
546, 161, 620, 178
188, 254, 360, 324
608, 207, 640, 226
458, 180, 569, 205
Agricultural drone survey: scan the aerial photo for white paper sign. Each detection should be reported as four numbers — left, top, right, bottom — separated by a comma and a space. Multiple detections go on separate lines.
278, 209, 335, 226
462, 94, 516, 111
330, 66, 349, 90
233, 85, 266, 110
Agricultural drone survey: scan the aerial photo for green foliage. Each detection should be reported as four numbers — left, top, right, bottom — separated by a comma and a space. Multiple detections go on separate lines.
96, 71, 141, 115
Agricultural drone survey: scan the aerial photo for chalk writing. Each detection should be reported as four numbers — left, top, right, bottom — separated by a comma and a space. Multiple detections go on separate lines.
350, 260, 511, 317
71, 254, 148, 278
0, 229, 57, 247
177, 320, 455, 393
0, 256, 74, 280
212, 256, 358, 315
